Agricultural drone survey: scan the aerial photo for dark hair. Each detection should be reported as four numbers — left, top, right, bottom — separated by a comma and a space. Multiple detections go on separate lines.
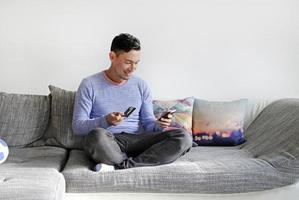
110, 33, 141, 54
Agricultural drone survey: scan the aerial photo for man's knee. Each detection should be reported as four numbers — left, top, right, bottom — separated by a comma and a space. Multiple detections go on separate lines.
84, 128, 126, 165
85, 128, 111, 147
178, 129, 193, 150
165, 128, 193, 150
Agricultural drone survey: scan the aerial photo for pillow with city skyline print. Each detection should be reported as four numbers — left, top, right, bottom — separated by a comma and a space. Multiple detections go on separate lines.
192, 99, 248, 146
153, 97, 194, 134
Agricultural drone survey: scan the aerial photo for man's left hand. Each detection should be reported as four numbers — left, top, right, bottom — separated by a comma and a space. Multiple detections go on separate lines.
156, 113, 173, 128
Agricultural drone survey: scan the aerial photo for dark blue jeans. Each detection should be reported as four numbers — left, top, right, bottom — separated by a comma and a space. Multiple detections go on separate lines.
84, 128, 193, 169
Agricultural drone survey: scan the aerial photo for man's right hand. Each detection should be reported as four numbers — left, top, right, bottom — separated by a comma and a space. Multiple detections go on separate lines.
105, 112, 124, 126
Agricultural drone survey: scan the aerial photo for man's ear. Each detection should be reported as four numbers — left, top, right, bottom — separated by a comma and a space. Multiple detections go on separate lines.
109, 51, 116, 61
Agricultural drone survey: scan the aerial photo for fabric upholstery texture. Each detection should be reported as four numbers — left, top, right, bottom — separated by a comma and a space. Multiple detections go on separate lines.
0, 92, 50, 147
62, 147, 290, 193
0, 146, 68, 171
0, 168, 65, 200
243, 98, 273, 131
61, 98, 299, 194
153, 97, 194, 134
2, 89, 299, 197
192, 99, 247, 146
42, 85, 84, 149
242, 98, 299, 181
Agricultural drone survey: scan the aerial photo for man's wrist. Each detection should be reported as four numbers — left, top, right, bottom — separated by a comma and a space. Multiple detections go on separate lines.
95, 115, 110, 128
105, 115, 111, 125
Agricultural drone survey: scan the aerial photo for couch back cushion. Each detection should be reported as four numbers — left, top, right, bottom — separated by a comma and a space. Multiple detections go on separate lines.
0, 92, 50, 147
243, 98, 273, 131
192, 98, 248, 146
42, 85, 84, 149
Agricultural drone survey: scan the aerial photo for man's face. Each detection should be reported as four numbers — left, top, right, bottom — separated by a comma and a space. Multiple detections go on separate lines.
109, 50, 140, 81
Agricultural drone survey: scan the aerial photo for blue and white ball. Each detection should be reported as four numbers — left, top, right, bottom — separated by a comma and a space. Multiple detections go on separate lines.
0, 139, 9, 164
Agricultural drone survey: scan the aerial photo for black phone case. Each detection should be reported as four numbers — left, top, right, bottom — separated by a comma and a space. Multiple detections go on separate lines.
159, 110, 175, 120
124, 107, 136, 117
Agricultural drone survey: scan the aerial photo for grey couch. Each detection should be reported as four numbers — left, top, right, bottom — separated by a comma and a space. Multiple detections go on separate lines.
1, 86, 299, 200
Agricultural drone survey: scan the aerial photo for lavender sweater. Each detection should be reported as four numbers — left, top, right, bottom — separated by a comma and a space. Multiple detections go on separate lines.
72, 71, 162, 135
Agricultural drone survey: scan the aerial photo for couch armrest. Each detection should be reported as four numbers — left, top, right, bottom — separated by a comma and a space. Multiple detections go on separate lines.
241, 99, 299, 176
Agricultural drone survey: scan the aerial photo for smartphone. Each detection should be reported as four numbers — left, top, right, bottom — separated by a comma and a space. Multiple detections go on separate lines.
159, 109, 176, 121
123, 107, 136, 117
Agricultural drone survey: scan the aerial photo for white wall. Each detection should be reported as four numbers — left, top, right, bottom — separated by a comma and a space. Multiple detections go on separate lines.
0, 0, 298, 100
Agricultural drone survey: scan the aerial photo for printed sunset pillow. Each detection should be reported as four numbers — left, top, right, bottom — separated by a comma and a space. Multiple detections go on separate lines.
192, 99, 248, 146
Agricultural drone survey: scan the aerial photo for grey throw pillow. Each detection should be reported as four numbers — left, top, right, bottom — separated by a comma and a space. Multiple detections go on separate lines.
0, 92, 50, 147
43, 85, 84, 149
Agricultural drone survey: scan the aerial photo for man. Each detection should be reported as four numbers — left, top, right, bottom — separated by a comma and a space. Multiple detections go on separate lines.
72, 33, 192, 172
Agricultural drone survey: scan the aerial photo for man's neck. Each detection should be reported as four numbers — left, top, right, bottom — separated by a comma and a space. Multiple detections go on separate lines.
104, 69, 126, 85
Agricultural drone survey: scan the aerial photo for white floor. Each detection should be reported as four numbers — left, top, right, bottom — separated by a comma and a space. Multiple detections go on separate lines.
65, 182, 299, 200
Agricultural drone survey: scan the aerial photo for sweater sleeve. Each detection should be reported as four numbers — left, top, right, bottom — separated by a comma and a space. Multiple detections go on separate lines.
139, 81, 163, 133
72, 79, 110, 135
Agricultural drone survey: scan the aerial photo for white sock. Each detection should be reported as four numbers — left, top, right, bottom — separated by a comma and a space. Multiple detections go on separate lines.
94, 163, 115, 172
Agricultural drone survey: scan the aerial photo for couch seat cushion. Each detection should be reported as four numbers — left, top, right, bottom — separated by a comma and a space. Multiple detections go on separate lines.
178, 146, 251, 162
0, 146, 67, 171
62, 147, 291, 193
0, 168, 65, 200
